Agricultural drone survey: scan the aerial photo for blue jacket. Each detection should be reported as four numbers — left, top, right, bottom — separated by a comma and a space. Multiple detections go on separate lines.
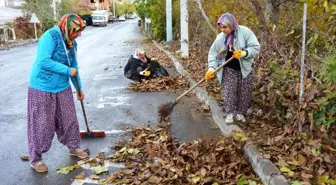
29, 26, 82, 93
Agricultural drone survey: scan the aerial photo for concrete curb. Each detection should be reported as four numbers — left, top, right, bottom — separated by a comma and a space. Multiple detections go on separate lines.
0, 39, 38, 51
152, 40, 290, 185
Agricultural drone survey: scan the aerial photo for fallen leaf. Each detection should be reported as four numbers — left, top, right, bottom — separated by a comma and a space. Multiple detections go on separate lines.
56, 164, 80, 174
148, 176, 162, 183
291, 180, 304, 185
20, 155, 30, 161
312, 148, 321, 157
301, 173, 313, 181
192, 176, 201, 184
200, 168, 207, 177
248, 180, 257, 185
98, 179, 106, 184
93, 166, 109, 175
234, 132, 248, 142
75, 172, 85, 179
280, 167, 292, 173
106, 174, 117, 183
89, 175, 100, 180
236, 176, 249, 185
146, 143, 154, 156
263, 154, 271, 159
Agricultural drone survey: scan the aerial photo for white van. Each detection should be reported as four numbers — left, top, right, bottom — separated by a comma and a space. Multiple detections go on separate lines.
92, 10, 109, 26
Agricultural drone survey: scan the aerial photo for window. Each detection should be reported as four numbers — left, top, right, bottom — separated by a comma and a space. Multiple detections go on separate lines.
90, 0, 95, 3
99, 0, 104, 3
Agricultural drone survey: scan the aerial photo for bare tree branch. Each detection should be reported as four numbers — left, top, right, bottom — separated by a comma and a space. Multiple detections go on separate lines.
193, 0, 218, 35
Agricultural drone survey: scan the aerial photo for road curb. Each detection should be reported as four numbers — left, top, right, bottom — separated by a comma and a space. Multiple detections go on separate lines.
0, 39, 38, 51
152, 40, 290, 185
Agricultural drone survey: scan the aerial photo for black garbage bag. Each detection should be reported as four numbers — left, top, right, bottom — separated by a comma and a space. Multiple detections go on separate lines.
148, 61, 169, 77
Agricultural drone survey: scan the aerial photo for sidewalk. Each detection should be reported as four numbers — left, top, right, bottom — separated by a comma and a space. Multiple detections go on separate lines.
0, 39, 38, 51
152, 40, 290, 185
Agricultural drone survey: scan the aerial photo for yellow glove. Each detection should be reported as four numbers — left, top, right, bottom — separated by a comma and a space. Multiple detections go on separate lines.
151, 57, 157, 61
205, 68, 216, 82
139, 69, 151, 76
233, 50, 247, 59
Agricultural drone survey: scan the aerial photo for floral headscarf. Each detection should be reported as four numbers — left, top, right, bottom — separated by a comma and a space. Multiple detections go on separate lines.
217, 13, 239, 47
58, 14, 86, 48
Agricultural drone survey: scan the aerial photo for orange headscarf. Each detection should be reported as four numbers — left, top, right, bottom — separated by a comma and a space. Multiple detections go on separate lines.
58, 14, 86, 48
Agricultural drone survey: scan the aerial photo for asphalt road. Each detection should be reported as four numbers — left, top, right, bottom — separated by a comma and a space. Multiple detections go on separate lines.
0, 19, 221, 185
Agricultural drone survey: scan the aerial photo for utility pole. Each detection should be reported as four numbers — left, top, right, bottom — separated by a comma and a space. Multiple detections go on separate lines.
299, 3, 307, 132
53, 0, 56, 20
166, 0, 172, 41
113, 0, 116, 16
180, 0, 189, 58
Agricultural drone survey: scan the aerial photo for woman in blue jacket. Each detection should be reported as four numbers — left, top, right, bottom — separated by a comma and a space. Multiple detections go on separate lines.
205, 13, 260, 124
27, 14, 88, 172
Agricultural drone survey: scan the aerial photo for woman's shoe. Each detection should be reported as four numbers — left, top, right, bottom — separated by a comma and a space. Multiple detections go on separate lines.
30, 161, 48, 173
69, 149, 89, 159
225, 114, 234, 123
236, 114, 246, 122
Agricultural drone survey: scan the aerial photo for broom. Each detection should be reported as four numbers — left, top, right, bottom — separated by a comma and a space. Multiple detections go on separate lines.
74, 76, 106, 138
158, 57, 234, 121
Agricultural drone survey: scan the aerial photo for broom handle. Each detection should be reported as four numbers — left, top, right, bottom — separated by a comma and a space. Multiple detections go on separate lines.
74, 76, 90, 133
175, 57, 235, 102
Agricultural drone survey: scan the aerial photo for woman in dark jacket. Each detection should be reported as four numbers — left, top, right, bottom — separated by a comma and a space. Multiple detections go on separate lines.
124, 48, 169, 82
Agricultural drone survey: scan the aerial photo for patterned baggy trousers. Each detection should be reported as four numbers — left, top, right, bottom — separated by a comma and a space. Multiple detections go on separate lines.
222, 67, 253, 115
27, 87, 81, 163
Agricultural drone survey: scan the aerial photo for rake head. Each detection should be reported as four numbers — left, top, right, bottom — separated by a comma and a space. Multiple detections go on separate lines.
157, 101, 177, 123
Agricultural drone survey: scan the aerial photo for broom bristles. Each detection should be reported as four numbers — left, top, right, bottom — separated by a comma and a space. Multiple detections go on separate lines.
80, 130, 106, 139
158, 101, 176, 122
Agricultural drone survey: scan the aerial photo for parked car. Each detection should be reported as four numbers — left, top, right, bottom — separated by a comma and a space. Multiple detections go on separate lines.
108, 15, 116, 23
118, 15, 126, 22
129, 15, 136, 19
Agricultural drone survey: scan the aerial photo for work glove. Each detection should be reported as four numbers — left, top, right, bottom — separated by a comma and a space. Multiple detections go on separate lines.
139, 68, 151, 76
205, 68, 216, 82
151, 57, 157, 61
233, 50, 247, 59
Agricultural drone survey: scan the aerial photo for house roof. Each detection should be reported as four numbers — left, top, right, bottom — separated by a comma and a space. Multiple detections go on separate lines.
0, 7, 23, 25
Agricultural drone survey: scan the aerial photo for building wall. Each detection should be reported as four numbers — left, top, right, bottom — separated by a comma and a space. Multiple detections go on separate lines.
0, 0, 5, 7
79, 0, 111, 10
4, 0, 23, 7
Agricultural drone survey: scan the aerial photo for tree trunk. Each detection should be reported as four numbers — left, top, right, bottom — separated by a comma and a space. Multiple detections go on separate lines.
265, 0, 272, 23
193, 0, 218, 35
271, 0, 280, 26
247, 0, 268, 50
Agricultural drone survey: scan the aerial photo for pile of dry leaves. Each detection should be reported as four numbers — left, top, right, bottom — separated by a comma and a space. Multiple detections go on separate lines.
59, 126, 261, 184
107, 126, 261, 184
144, 43, 174, 68
241, 121, 336, 185
128, 76, 188, 92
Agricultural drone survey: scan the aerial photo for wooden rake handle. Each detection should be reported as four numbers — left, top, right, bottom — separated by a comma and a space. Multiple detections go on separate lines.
175, 56, 235, 102
74, 76, 90, 133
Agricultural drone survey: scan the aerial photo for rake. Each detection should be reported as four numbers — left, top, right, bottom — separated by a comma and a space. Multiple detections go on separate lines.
158, 57, 234, 121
